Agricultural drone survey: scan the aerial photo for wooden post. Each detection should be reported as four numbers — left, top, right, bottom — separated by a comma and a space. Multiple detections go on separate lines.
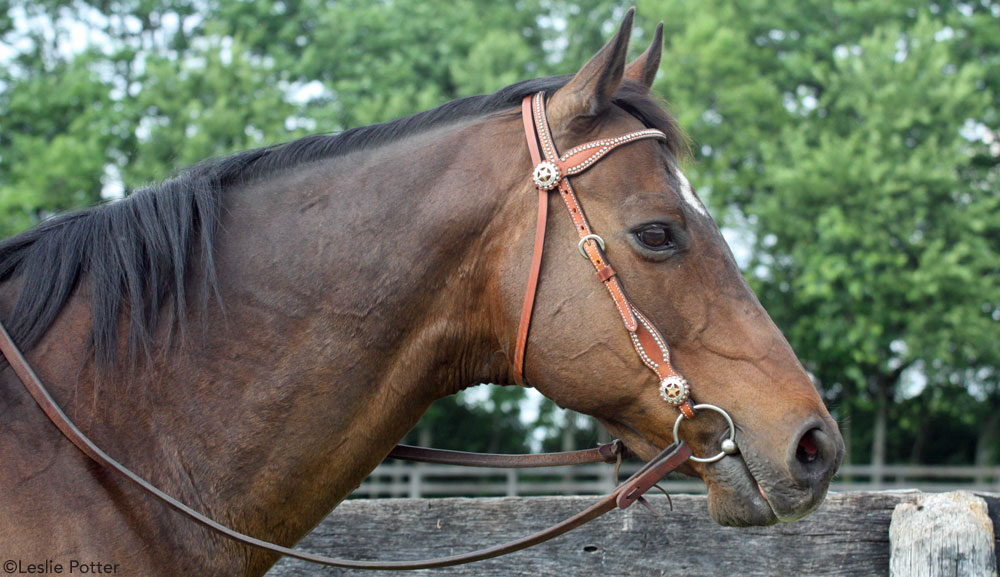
408, 466, 421, 499
597, 426, 616, 490
890, 491, 997, 577
562, 416, 576, 496
506, 470, 517, 497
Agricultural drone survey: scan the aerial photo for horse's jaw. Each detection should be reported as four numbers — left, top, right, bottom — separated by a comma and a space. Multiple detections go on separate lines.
599, 417, 840, 527
701, 453, 781, 526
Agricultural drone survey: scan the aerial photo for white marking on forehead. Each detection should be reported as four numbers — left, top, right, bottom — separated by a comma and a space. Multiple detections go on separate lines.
675, 169, 708, 217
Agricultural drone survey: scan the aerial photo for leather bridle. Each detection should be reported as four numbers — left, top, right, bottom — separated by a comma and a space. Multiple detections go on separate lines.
0, 91, 738, 570
514, 92, 697, 417
513, 92, 740, 464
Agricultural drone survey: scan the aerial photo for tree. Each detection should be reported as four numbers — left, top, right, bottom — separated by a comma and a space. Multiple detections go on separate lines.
646, 0, 999, 466
0, 50, 116, 235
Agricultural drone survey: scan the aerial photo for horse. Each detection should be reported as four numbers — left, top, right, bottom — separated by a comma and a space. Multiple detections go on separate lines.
0, 11, 844, 576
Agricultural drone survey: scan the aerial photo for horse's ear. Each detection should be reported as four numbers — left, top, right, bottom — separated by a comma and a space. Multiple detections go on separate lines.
623, 22, 663, 90
548, 7, 635, 125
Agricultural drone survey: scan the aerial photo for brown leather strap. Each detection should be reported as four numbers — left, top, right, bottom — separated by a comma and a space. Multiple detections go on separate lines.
513, 96, 549, 385
0, 320, 690, 570
615, 442, 692, 509
514, 93, 697, 417
388, 439, 627, 467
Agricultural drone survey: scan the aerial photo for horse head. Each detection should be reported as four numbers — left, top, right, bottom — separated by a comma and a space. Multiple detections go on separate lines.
494, 11, 844, 526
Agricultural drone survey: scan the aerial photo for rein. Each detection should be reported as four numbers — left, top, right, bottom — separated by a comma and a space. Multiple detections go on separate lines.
0, 320, 690, 569
387, 438, 628, 467
0, 91, 736, 570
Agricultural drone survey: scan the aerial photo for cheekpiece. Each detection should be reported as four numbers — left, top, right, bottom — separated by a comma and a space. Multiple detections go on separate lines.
659, 375, 690, 406
532, 161, 561, 190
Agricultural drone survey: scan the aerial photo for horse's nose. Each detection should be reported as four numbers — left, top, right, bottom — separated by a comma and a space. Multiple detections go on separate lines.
787, 419, 843, 489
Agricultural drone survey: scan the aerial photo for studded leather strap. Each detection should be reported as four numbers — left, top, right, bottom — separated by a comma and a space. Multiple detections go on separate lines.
514, 92, 696, 419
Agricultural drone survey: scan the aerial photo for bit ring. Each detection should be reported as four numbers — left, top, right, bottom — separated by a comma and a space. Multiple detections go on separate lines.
672, 404, 738, 463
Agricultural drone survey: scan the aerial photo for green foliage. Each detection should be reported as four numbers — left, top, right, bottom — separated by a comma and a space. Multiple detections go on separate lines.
124, 34, 295, 184
209, 0, 554, 128
402, 387, 535, 454
1, 51, 115, 233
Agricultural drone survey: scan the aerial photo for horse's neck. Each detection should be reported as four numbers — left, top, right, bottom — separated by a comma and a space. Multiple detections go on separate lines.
8, 118, 523, 574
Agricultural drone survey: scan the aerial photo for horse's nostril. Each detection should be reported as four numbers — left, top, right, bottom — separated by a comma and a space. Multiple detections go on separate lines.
796, 429, 820, 465
786, 421, 844, 497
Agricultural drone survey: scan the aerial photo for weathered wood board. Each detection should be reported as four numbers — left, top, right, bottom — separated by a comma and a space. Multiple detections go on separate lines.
267, 491, 1000, 577
890, 492, 997, 577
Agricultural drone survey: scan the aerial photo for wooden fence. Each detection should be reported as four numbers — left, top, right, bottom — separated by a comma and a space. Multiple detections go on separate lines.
267, 491, 999, 576
351, 462, 1000, 499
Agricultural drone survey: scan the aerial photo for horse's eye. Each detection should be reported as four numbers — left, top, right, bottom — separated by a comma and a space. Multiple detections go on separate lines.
636, 225, 674, 250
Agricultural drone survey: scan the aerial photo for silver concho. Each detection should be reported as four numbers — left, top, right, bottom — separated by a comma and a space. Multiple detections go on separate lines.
532, 161, 561, 190
659, 375, 690, 406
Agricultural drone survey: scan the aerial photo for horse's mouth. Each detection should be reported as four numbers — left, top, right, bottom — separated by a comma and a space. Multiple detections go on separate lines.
686, 430, 834, 527
605, 421, 781, 526
700, 449, 779, 526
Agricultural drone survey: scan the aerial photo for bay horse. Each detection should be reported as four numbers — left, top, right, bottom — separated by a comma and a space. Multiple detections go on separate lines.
0, 12, 843, 576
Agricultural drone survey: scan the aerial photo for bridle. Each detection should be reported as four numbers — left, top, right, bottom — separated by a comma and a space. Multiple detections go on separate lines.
514, 92, 738, 460
0, 91, 737, 570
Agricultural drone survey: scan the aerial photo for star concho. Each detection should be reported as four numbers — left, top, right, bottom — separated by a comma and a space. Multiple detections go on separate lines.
659, 376, 690, 406
532, 161, 561, 190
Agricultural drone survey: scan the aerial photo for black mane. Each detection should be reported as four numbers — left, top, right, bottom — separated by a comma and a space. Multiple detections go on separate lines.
0, 76, 687, 368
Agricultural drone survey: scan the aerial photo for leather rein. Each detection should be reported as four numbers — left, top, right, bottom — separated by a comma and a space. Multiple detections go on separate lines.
0, 92, 735, 570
